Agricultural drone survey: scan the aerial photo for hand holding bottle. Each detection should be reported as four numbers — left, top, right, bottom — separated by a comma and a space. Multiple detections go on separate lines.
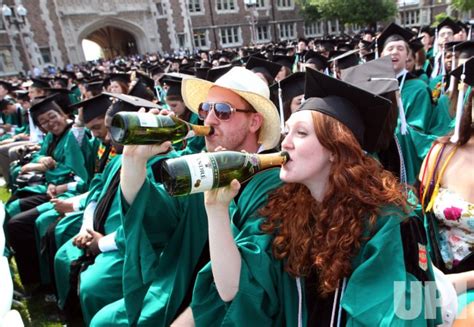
122, 108, 172, 163
204, 179, 241, 211
204, 146, 241, 210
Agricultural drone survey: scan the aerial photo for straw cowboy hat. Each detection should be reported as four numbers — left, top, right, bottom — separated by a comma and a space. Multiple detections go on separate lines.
181, 66, 280, 150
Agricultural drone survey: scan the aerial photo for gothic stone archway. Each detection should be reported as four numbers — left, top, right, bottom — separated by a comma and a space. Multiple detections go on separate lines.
77, 17, 147, 61
85, 26, 137, 59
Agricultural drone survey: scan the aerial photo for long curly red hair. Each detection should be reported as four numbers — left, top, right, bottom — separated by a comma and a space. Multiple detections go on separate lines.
260, 111, 408, 295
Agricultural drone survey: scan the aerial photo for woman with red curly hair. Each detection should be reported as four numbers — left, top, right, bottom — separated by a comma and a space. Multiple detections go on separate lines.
190, 69, 438, 326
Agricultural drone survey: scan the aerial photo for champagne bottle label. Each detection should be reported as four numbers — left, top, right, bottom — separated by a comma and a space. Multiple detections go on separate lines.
137, 113, 159, 128
183, 154, 218, 193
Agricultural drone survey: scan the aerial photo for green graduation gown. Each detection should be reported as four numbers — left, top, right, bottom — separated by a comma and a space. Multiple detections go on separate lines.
53, 154, 124, 311
191, 206, 439, 326
401, 76, 433, 135
398, 75, 437, 184
90, 167, 282, 327
6, 128, 91, 218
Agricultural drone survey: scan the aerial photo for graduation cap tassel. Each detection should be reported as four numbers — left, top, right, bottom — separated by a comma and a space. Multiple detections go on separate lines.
375, 39, 379, 59
431, 28, 440, 78
397, 72, 409, 135
469, 25, 472, 41
448, 46, 456, 93
450, 63, 466, 143
440, 48, 447, 95
277, 81, 285, 132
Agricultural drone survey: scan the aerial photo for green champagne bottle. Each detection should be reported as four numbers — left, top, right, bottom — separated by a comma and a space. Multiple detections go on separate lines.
161, 151, 289, 196
110, 112, 213, 145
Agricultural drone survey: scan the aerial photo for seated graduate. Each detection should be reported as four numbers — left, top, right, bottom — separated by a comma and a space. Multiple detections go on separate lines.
420, 57, 474, 325
5, 95, 89, 289
189, 68, 439, 326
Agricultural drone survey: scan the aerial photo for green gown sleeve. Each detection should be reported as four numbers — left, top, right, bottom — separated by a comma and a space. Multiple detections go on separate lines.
119, 154, 190, 324
191, 169, 294, 326
427, 94, 454, 137
44, 131, 89, 185
401, 79, 434, 134
342, 210, 437, 326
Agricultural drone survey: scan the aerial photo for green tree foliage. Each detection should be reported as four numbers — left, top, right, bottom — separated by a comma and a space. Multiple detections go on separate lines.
451, 0, 474, 13
300, 0, 397, 26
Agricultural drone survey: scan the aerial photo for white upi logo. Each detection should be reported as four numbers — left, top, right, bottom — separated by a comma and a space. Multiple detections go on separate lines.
394, 280, 467, 323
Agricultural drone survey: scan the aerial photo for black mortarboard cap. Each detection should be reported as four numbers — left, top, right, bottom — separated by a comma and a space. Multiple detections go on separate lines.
236, 52, 266, 65
0, 80, 13, 92
206, 65, 233, 82
319, 39, 337, 51
362, 51, 377, 62
359, 39, 375, 50
304, 50, 328, 70
453, 40, 474, 59
104, 92, 160, 116
158, 74, 184, 98
329, 49, 360, 70
149, 64, 164, 77
54, 76, 69, 88
272, 55, 295, 69
48, 89, 72, 114
71, 93, 111, 124
164, 79, 182, 98
30, 78, 51, 90
409, 36, 425, 53
85, 81, 104, 94
341, 56, 399, 96
451, 56, 474, 86
13, 90, 29, 101
128, 81, 156, 101
437, 17, 462, 34
377, 23, 415, 50
269, 72, 305, 104
420, 26, 434, 37
29, 95, 64, 123
136, 71, 155, 90
300, 68, 391, 152
444, 41, 462, 51
245, 56, 282, 83
195, 67, 210, 80
109, 73, 131, 84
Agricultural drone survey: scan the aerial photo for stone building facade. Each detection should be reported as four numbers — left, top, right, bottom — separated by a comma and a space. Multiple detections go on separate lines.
0, 0, 458, 77
1, 0, 321, 76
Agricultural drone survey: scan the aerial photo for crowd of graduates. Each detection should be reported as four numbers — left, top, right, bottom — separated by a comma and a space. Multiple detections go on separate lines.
0, 16, 473, 326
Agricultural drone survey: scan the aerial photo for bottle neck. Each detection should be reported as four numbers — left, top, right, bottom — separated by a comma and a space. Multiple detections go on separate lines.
258, 152, 289, 170
190, 123, 213, 137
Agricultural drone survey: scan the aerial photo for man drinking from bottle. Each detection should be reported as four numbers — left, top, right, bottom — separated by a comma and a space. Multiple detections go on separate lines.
88, 66, 282, 326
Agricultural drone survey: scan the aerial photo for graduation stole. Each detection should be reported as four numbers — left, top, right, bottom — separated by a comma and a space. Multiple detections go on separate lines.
420, 144, 458, 212
96, 143, 117, 173
93, 168, 121, 234
46, 123, 73, 157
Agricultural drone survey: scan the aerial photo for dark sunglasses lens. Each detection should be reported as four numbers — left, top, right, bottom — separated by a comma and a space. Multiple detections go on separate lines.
198, 102, 211, 120
214, 103, 232, 120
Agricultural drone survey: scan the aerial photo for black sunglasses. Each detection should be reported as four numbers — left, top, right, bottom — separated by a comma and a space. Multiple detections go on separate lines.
198, 102, 253, 121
